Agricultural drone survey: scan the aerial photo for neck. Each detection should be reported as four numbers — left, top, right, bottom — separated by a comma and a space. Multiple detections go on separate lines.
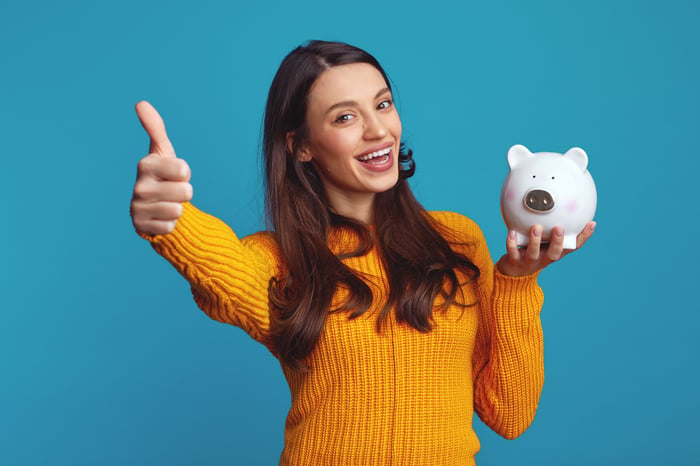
326, 191, 375, 224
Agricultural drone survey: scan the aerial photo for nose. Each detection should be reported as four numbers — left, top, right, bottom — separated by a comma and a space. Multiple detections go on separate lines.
524, 189, 555, 212
363, 113, 388, 139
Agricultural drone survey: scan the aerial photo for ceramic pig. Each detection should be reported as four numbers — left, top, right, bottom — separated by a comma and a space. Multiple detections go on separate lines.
500, 144, 597, 250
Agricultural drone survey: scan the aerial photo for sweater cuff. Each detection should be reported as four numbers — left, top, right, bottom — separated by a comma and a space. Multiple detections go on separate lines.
492, 269, 544, 321
136, 202, 236, 271
137, 202, 203, 244
493, 268, 540, 295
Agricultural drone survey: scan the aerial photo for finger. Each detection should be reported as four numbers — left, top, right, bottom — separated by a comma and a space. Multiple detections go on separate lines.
133, 179, 193, 203
137, 155, 191, 181
547, 226, 565, 260
134, 219, 178, 236
576, 221, 597, 249
132, 201, 184, 221
505, 229, 521, 262
135, 101, 176, 157
525, 225, 543, 262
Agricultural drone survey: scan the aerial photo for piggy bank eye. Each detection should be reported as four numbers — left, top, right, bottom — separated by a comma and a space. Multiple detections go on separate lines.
532, 175, 536, 179
552, 176, 555, 180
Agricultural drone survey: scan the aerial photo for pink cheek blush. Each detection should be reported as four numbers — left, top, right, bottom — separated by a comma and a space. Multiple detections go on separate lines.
565, 199, 578, 214
505, 189, 515, 203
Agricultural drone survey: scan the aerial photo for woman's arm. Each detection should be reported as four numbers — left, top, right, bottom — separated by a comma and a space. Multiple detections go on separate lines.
471, 251, 545, 439
144, 203, 279, 346
471, 221, 596, 438
130, 102, 279, 346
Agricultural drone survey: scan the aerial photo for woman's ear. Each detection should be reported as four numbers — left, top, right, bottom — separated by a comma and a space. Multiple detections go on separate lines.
285, 131, 295, 155
286, 131, 312, 162
298, 149, 312, 162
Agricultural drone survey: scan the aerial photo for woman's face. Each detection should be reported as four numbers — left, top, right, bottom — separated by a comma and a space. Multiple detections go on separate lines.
300, 62, 402, 221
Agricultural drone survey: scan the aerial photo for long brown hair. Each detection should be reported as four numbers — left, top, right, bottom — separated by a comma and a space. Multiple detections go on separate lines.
263, 40, 479, 369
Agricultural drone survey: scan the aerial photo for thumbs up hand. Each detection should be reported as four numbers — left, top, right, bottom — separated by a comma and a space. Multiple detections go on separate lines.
131, 101, 193, 235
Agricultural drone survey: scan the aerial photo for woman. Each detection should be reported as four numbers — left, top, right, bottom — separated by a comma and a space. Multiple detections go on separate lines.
131, 40, 595, 465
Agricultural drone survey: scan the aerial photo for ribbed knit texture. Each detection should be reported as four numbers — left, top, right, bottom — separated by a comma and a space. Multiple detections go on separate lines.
145, 202, 545, 465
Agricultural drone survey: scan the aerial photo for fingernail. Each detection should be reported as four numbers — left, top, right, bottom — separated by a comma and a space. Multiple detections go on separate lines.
533, 226, 542, 237
589, 221, 597, 232
554, 226, 564, 237
509, 230, 517, 240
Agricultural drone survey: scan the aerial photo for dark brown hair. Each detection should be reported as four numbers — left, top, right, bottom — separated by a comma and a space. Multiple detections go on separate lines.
263, 40, 479, 369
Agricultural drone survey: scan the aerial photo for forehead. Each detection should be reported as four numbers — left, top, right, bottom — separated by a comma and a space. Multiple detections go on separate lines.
308, 63, 388, 108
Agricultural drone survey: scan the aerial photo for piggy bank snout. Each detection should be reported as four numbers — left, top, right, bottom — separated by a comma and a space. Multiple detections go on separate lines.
524, 189, 554, 213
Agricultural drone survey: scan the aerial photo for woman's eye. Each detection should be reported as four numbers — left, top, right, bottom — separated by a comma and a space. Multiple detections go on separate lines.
334, 113, 354, 123
377, 99, 393, 110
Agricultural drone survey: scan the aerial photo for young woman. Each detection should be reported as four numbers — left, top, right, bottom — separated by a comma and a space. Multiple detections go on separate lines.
130, 40, 595, 465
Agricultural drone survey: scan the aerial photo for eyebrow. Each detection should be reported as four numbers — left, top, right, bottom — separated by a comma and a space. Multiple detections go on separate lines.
325, 87, 391, 115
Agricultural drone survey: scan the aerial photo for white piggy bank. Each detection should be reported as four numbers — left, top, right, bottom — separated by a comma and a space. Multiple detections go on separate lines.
500, 144, 597, 250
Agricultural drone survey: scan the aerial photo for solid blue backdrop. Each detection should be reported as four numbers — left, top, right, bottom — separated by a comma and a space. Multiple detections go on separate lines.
2, 0, 698, 465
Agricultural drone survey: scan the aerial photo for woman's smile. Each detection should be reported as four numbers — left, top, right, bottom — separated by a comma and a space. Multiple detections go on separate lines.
355, 142, 394, 170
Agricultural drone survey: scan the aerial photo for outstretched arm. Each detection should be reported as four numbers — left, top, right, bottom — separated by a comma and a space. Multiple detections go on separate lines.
130, 102, 279, 347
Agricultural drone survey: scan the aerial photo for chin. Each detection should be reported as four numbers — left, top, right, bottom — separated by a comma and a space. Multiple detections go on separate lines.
374, 173, 400, 193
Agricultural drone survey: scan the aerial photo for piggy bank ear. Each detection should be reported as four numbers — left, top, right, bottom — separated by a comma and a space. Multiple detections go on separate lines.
507, 144, 533, 169
563, 147, 589, 172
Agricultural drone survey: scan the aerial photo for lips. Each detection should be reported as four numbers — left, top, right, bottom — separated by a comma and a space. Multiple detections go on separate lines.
356, 151, 394, 174
355, 142, 395, 170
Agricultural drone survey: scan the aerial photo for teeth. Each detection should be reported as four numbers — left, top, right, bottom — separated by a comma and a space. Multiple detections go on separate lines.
358, 147, 391, 161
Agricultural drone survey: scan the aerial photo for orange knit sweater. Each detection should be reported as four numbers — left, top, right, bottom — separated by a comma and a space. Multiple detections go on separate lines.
146, 202, 545, 465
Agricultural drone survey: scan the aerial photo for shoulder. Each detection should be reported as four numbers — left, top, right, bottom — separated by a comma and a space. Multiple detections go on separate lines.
242, 230, 282, 259
241, 231, 284, 271
428, 211, 485, 244
428, 211, 495, 273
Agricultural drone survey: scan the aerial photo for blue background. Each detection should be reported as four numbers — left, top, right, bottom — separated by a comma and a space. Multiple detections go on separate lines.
2, 0, 699, 464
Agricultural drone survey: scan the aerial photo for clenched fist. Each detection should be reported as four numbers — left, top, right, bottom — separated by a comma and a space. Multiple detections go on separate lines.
131, 101, 193, 235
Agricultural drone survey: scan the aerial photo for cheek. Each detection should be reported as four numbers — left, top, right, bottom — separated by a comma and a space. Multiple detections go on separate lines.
313, 130, 358, 161
565, 199, 578, 214
379, 109, 402, 143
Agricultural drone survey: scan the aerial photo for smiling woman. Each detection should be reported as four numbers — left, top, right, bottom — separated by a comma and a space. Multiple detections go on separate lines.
129, 40, 595, 465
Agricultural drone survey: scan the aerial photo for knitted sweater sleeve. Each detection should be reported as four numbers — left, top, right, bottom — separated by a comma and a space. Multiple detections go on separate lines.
469, 219, 545, 439
142, 202, 280, 346
432, 211, 545, 439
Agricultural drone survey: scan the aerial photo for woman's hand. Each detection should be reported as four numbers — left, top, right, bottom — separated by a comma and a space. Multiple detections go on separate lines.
130, 101, 193, 236
496, 222, 596, 277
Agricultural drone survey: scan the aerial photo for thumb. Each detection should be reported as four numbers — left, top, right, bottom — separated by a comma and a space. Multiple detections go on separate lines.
135, 101, 176, 157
